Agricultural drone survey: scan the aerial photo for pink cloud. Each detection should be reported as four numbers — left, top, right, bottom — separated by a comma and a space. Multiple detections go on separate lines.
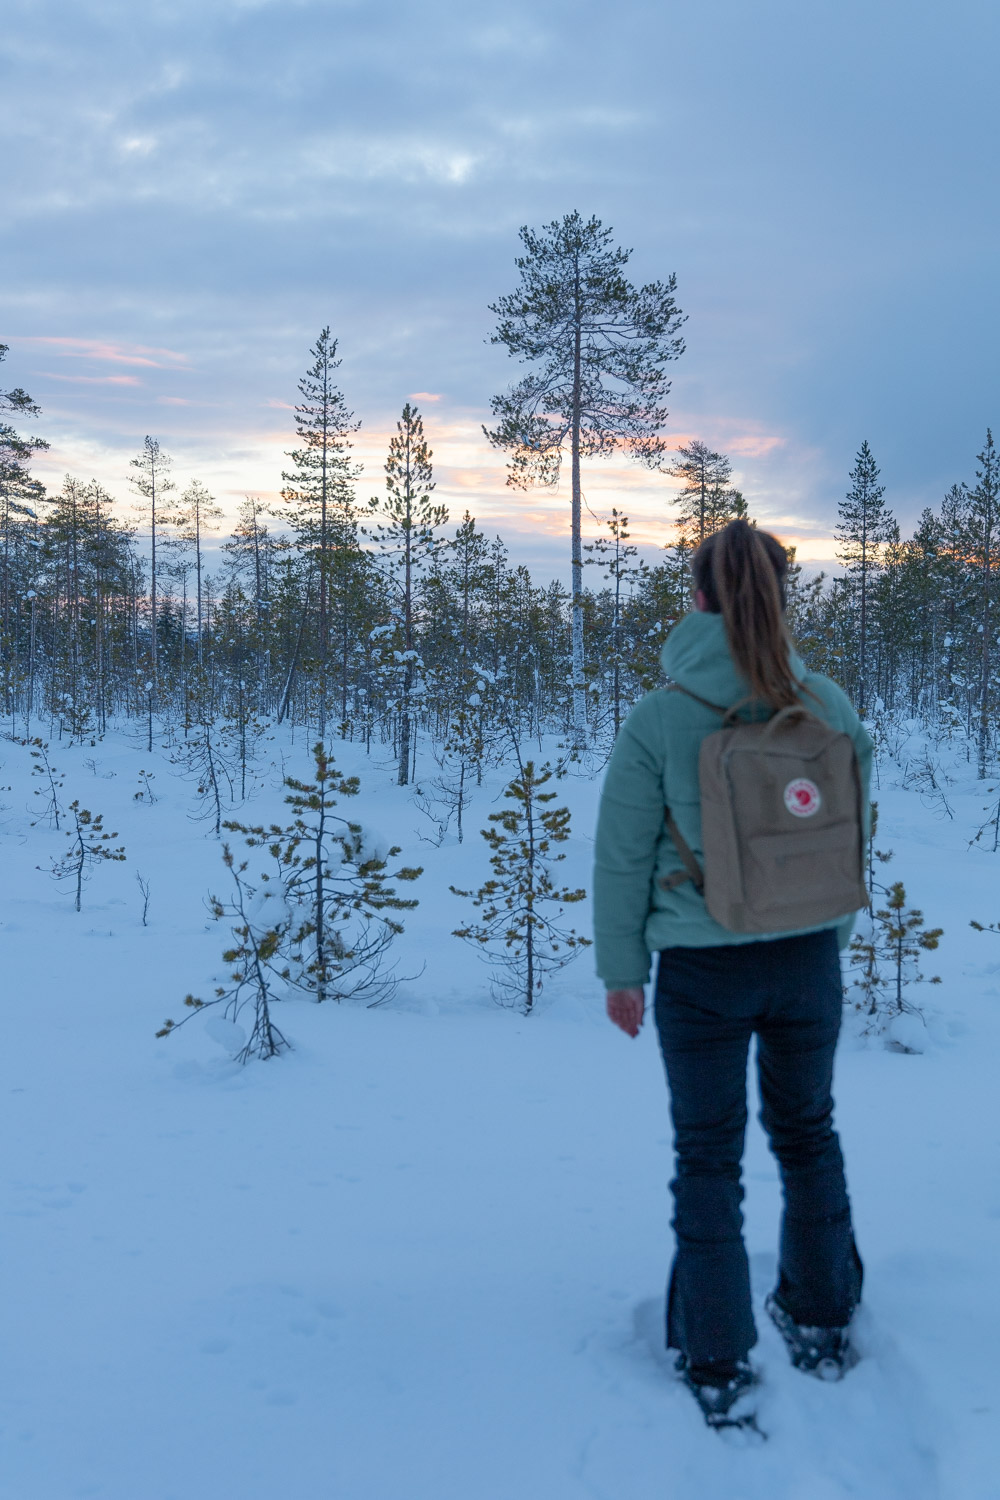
657, 426, 787, 461
21, 337, 189, 370
41, 372, 141, 386
726, 434, 786, 458
443, 468, 492, 489
158, 396, 192, 405
409, 391, 443, 402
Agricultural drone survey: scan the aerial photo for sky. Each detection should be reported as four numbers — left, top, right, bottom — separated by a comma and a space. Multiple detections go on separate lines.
3, 0, 1000, 580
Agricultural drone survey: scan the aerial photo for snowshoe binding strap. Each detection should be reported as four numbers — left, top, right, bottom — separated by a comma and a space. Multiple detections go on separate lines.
675, 1355, 765, 1438
765, 1293, 860, 1381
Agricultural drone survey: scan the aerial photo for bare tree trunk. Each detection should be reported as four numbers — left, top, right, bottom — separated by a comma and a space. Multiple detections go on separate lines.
278, 574, 313, 725
979, 524, 992, 777
195, 494, 203, 668
858, 524, 869, 718
524, 788, 535, 1013
570, 298, 586, 743
150, 466, 158, 688
313, 773, 327, 1001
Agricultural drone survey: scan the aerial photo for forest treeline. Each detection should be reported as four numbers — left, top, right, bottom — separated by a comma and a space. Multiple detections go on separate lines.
2, 324, 998, 792
2, 212, 999, 801
2, 322, 1000, 785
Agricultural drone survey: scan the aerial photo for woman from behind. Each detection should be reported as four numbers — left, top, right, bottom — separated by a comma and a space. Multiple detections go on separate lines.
593, 519, 871, 1431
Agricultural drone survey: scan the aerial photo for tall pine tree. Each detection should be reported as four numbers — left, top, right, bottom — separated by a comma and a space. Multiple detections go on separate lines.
835, 440, 893, 715
368, 404, 448, 784
967, 429, 1000, 775
667, 439, 744, 544
281, 328, 361, 733
486, 211, 685, 743
129, 436, 175, 691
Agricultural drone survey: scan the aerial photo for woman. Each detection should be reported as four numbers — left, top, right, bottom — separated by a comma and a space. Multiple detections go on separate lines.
593, 519, 871, 1429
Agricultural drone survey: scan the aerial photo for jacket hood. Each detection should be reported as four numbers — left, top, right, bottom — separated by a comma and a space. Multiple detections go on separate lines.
660, 610, 807, 709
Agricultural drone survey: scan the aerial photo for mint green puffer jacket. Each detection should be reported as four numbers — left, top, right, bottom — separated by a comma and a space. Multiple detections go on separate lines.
592, 611, 874, 990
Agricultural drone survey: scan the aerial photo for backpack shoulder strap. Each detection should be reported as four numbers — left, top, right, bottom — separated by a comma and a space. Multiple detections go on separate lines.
668, 681, 760, 726
660, 685, 716, 894
666, 682, 728, 716
662, 807, 705, 893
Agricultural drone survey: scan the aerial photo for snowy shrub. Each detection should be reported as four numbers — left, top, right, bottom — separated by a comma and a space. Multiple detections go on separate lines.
225, 742, 422, 1006
847, 879, 942, 1046
157, 847, 290, 1064
170, 715, 237, 836
136, 871, 151, 925
133, 768, 158, 804
970, 783, 1000, 853
47, 800, 126, 911
451, 759, 590, 1014
25, 738, 65, 829
903, 747, 954, 821
414, 690, 490, 847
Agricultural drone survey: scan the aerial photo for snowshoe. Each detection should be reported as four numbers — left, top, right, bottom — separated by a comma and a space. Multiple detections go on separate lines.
765, 1292, 859, 1381
675, 1354, 764, 1438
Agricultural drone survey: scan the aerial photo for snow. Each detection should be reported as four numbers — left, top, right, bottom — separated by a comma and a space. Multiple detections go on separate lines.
3, 725, 1000, 1498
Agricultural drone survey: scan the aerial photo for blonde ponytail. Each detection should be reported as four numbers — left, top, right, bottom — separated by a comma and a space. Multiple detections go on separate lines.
691, 520, 799, 710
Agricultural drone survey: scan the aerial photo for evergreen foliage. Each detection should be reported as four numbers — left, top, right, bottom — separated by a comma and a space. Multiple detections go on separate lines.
169, 688, 239, 836
367, 403, 448, 785
835, 441, 895, 717
48, 800, 126, 911
486, 211, 686, 742
26, 738, 65, 828
225, 743, 422, 1005
847, 824, 942, 1038
451, 760, 590, 1013
0, 345, 49, 601
667, 439, 745, 545
165, 479, 224, 667
129, 437, 175, 691
280, 328, 364, 734
157, 846, 290, 1063
4, 328, 1000, 837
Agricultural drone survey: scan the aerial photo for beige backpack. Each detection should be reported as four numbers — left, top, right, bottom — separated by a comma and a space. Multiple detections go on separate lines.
663, 686, 868, 935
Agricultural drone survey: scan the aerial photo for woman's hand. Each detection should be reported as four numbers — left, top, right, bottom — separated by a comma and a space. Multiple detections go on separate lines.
606, 987, 645, 1038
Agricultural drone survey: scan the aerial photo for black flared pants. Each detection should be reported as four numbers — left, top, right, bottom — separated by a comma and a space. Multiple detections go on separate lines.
654, 928, 863, 1367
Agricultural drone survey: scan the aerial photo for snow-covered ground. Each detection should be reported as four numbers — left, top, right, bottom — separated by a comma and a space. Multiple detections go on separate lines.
3, 723, 999, 1499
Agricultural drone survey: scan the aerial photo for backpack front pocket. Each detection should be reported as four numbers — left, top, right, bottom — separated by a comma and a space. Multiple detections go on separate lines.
741, 819, 863, 923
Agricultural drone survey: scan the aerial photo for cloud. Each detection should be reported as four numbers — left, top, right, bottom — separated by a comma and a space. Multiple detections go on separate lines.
4, 0, 999, 566
21, 337, 190, 370
301, 134, 483, 186
725, 434, 787, 459
41, 372, 141, 386
118, 135, 158, 157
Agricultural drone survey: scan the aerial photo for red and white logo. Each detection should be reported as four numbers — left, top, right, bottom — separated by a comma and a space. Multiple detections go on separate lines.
784, 778, 822, 818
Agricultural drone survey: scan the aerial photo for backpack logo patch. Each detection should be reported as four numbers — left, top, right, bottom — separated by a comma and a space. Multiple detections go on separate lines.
784, 778, 821, 818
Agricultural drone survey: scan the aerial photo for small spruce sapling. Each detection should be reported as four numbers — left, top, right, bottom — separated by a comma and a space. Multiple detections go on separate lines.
133, 768, 158, 804
225, 742, 422, 1005
865, 800, 893, 903
26, 738, 65, 828
451, 759, 590, 1014
969, 780, 1000, 853
170, 705, 237, 836
414, 675, 491, 846
157, 847, 289, 1063
48, 801, 126, 911
848, 833, 942, 1039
